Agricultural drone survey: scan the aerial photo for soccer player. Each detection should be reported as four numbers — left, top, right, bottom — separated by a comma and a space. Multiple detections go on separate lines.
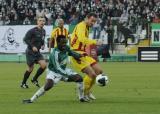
23, 35, 87, 103
21, 16, 47, 88
49, 18, 69, 52
70, 13, 106, 100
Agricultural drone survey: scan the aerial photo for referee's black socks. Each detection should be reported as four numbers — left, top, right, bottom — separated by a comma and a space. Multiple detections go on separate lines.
33, 67, 45, 81
22, 70, 31, 84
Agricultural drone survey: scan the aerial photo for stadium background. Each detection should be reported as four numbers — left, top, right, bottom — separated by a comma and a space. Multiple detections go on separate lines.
0, 0, 160, 114
0, 0, 160, 62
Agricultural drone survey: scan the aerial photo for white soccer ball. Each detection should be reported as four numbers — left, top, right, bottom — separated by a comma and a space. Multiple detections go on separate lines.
96, 74, 109, 86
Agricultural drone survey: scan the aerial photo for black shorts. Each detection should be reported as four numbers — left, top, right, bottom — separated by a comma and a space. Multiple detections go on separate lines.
26, 49, 44, 66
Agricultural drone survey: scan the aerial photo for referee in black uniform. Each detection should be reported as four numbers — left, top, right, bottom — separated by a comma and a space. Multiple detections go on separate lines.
21, 16, 47, 88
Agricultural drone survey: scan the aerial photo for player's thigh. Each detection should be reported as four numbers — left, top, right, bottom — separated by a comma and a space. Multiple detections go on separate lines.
82, 65, 97, 78
46, 70, 62, 85
65, 68, 82, 82
91, 63, 103, 75
38, 59, 47, 69
26, 53, 35, 67
70, 55, 96, 71
26, 64, 34, 72
68, 74, 83, 82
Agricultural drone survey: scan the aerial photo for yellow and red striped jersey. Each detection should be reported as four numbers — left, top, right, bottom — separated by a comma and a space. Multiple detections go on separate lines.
50, 27, 69, 47
70, 21, 96, 54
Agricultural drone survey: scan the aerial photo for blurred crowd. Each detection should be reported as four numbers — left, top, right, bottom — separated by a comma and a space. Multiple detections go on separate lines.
0, 0, 159, 26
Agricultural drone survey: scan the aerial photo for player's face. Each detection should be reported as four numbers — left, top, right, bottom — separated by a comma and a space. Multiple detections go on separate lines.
58, 20, 64, 28
87, 16, 97, 27
58, 39, 67, 51
37, 18, 45, 28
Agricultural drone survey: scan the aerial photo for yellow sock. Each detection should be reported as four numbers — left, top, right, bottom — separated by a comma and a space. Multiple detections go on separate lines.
83, 75, 95, 95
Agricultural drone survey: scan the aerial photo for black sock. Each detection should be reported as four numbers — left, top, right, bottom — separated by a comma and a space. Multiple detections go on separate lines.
33, 67, 45, 81
22, 71, 31, 84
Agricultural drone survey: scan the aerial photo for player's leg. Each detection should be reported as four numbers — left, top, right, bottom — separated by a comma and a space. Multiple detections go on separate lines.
23, 79, 54, 103
91, 63, 103, 75
31, 59, 47, 87
21, 50, 35, 88
30, 79, 54, 102
67, 74, 84, 100
64, 68, 85, 102
70, 56, 97, 100
82, 66, 97, 99
85, 63, 103, 99
21, 64, 34, 88
67, 74, 89, 102
23, 70, 61, 103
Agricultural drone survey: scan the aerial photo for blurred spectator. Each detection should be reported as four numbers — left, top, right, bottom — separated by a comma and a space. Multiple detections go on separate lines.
0, 13, 3, 25
69, 14, 78, 25
93, 16, 102, 39
4, 15, 10, 25
44, 9, 52, 25
0, 0, 159, 33
23, 17, 31, 25
153, 13, 160, 23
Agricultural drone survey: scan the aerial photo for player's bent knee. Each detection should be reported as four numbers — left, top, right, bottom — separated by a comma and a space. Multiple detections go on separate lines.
75, 76, 83, 82
44, 79, 54, 91
39, 61, 47, 69
27, 67, 33, 72
89, 72, 97, 78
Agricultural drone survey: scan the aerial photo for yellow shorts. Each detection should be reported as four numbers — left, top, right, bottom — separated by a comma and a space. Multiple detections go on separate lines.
70, 55, 97, 71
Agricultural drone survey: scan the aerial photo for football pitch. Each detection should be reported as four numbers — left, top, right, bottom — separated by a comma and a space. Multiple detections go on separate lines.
0, 62, 160, 114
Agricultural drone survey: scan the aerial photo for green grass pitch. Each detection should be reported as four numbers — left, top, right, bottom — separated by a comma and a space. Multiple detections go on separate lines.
0, 62, 160, 114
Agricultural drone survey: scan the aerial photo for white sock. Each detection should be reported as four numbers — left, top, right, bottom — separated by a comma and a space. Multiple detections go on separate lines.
76, 82, 84, 99
30, 86, 45, 102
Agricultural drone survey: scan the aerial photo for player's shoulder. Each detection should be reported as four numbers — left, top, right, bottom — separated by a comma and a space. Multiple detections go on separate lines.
53, 47, 60, 53
78, 21, 86, 26
76, 21, 86, 29
50, 48, 59, 55
42, 28, 46, 31
53, 26, 60, 31
28, 27, 36, 33
51, 27, 59, 33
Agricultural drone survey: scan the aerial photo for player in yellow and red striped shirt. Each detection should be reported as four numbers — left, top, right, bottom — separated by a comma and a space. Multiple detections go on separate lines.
49, 19, 69, 52
70, 13, 107, 100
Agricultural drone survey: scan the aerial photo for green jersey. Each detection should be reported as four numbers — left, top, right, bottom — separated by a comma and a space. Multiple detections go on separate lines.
48, 46, 81, 77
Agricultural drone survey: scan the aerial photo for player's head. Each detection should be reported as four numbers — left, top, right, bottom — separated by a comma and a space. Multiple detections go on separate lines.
85, 13, 97, 27
37, 16, 45, 28
56, 35, 67, 51
58, 19, 64, 28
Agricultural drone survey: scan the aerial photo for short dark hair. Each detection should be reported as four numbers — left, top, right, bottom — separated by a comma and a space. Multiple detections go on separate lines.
86, 13, 97, 18
56, 35, 66, 43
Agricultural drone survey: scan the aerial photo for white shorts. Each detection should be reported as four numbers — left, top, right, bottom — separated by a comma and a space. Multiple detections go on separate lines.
46, 68, 77, 84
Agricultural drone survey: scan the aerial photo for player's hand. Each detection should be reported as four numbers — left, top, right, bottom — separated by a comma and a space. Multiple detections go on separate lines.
80, 54, 85, 58
41, 45, 45, 50
32, 46, 38, 52
76, 60, 81, 64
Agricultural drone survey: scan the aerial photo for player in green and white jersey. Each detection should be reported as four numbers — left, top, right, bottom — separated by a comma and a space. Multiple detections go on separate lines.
23, 35, 87, 103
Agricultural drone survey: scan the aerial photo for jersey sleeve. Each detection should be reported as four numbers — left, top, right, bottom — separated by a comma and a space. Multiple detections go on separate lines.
66, 29, 69, 38
52, 50, 68, 77
23, 29, 34, 48
67, 46, 81, 60
42, 30, 46, 46
76, 24, 97, 45
50, 28, 57, 40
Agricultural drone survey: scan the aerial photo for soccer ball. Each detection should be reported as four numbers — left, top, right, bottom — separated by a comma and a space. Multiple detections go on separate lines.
96, 74, 109, 86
